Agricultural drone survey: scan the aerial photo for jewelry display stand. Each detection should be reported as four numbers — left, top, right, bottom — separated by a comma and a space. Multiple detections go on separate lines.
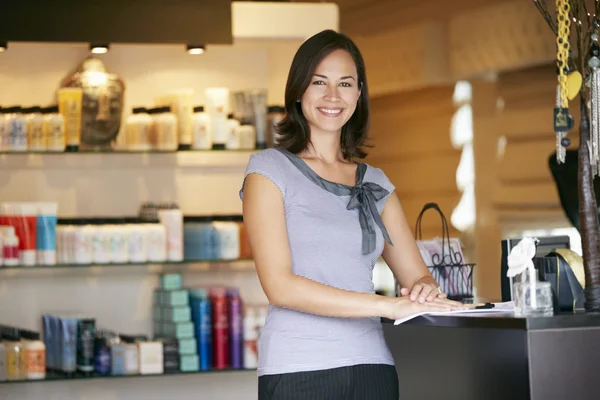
394, 202, 475, 301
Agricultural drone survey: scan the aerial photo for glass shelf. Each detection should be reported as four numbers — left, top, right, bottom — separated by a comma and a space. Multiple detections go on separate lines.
0, 149, 258, 155
0, 259, 255, 276
0, 368, 256, 385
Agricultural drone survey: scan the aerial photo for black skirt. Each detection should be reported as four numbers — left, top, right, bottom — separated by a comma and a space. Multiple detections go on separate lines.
258, 363, 399, 400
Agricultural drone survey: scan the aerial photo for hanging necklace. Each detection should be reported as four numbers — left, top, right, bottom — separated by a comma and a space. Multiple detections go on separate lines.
553, 0, 574, 164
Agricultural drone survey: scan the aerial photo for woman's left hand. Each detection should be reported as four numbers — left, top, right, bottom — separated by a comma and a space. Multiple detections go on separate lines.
400, 283, 447, 303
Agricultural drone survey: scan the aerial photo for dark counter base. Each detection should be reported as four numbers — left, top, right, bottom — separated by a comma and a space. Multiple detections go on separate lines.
383, 314, 600, 400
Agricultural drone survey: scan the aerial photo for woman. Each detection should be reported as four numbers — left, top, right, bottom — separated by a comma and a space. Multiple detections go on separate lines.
240, 30, 466, 399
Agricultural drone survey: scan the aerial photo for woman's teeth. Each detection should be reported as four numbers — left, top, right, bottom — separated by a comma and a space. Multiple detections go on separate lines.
318, 108, 342, 116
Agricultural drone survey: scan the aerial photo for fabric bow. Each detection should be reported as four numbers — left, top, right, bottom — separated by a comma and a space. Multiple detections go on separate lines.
347, 182, 393, 255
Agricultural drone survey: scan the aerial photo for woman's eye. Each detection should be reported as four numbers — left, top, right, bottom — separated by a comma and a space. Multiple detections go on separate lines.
312, 80, 325, 85
340, 82, 352, 88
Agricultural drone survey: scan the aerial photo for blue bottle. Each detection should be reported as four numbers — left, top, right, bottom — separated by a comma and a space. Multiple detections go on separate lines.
190, 288, 212, 370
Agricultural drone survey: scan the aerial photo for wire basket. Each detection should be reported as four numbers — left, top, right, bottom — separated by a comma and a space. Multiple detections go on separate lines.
396, 202, 475, 301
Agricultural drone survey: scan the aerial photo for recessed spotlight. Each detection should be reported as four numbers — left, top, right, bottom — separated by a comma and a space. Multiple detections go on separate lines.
186, 45, 205, 55
90, 43, 110, 54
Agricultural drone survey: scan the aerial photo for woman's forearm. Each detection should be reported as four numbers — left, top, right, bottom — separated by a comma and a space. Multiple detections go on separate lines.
266, 273, 394, 319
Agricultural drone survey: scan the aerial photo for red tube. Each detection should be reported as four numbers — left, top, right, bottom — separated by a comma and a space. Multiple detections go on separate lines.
210, 287, 229, 369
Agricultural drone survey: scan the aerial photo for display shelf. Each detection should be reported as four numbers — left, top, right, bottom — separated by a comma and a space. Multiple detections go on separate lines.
0, 259, 255, 277
0, 149, 258, 169
0, 367, 257, 385
0, 149, 257, 155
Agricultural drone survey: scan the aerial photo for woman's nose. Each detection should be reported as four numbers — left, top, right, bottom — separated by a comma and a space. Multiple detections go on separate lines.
323, 85, 340, 101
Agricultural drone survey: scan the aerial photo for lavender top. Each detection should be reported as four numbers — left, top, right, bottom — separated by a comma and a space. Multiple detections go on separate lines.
240, 148, 396, 376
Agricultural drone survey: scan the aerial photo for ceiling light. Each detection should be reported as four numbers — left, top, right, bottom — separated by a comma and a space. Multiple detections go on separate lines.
0, 42, 7, 52
186, 45, 205, 55
90, 43, 109, 54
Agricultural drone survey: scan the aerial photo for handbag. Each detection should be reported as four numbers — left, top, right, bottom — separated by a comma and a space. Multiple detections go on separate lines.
533, 248, 585, 312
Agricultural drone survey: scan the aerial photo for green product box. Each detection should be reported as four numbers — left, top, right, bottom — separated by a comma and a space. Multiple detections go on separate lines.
162, 322, 194, 339
160, 273, 182, 291
180, 354, 199, 372
156, 289, 189, 307
153, 321, 163, 336
161, 306, 191, 323
152, 306, 162, 321
177, 338, 197, 355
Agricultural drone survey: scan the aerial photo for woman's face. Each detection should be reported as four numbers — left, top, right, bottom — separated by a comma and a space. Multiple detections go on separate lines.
300, 49, 361, 137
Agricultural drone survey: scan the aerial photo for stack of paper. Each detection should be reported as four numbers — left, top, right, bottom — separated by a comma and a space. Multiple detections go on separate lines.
394, 302, 514, 325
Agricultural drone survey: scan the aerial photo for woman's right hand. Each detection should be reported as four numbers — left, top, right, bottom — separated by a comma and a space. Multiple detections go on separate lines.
384, 296, 469, 320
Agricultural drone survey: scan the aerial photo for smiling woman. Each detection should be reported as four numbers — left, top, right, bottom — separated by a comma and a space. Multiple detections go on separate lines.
240, 29, 465, 400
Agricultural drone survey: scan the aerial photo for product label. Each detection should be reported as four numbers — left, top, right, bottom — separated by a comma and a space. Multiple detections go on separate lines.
0, 351, 6, 380
27, 119, 44, 149
0, 120, 5, 150
77, 321, 95, 372
45, 119, 65, 149
26, 349, 46, 374
36, 215, 57, 250
7, 349, 25, 379
3, 244, 19, 260
11, 118, 27, 149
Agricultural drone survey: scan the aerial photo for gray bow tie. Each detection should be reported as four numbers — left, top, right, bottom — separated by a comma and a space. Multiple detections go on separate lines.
276, 148, 393, 255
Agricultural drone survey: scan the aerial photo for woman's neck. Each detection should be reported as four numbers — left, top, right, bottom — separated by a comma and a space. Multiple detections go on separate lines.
301, 130, 344, 164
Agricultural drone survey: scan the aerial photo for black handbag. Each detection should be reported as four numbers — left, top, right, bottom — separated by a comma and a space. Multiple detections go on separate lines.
533, 248, 586, 312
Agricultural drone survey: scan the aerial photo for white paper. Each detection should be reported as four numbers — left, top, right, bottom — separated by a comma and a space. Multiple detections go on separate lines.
393, 302, 515, 325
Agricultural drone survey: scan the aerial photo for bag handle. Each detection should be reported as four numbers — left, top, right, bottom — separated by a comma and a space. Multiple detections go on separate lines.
414, 202, 463, 267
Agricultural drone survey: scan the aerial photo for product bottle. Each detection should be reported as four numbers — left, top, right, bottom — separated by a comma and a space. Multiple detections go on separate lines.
157, 106, 178, 151
0, 107, 7, 151
0, 334, 6, 381
126, 218, 148, 263
36, 202, 58, 265
243, 307, 258, 369
214, 216, 240, 260
210, 287, 229, 369
237, 117, 257, 150
74, 219, 93, 265
197, 290, 213, 371
14, 202, 38, 266
110, 337, 126, 376
125, 107, 142, 151
191, 105, 211, 150
158, 203, 183, 262
43, 105, 66, 152
145, 221, 167, 262
2, 225, 20, 266
224, 114, 241, 150
5, 328, 26, 381
227, 287, 244, 369
91, 220, 111, 264
22, 330, 46, 380
93, 335, 111, 376
8, 106, 27, 152
121, 336, 140, 375
109, 218, 130, 264
25, 106, 45, 151
77, 318, 95, 374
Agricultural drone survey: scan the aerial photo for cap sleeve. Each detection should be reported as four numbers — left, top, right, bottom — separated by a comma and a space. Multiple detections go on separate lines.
239, 149, 287, 200
367, 166, 395, 214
